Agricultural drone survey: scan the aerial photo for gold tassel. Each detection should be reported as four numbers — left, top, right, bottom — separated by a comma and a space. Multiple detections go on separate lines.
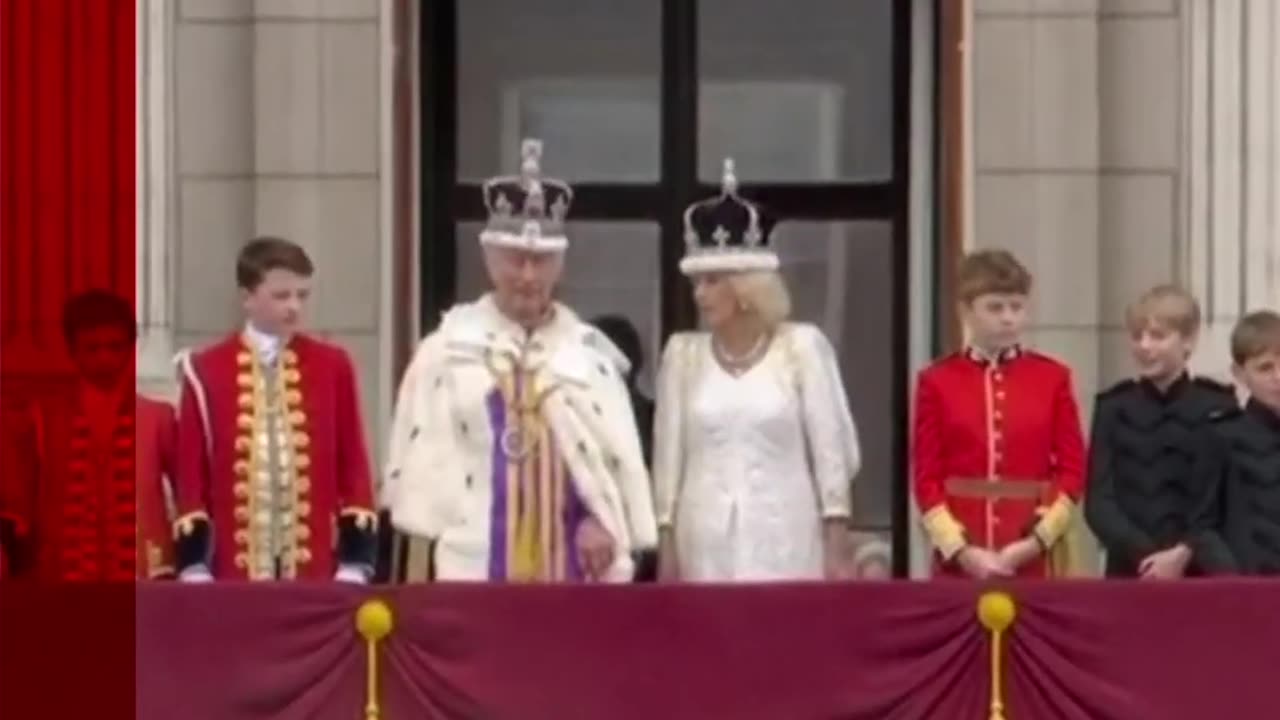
977, 591, 1017, 720
356, 599, 394, 720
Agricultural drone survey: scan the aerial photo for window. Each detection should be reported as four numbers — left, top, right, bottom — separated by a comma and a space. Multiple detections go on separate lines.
420, 0, 911, 573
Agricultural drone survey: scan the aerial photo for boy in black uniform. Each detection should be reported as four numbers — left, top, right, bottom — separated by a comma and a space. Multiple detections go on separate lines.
1194, 310, 1280, 575
1084, 285, 1238, 578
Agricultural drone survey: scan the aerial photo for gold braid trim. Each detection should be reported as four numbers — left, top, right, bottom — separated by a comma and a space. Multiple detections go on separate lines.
921, 504, 968, 560
173, 510, 210, 538
340, 507, 379, 532
1031, 494, 1074, 550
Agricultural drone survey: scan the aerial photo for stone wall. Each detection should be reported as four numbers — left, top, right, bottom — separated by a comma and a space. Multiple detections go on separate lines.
138, 0, 393, 468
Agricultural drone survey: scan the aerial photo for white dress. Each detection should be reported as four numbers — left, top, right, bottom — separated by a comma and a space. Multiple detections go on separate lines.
653, 323, 862, 582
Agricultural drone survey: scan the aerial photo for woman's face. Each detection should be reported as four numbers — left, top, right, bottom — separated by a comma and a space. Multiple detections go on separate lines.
692, 272, 739, 330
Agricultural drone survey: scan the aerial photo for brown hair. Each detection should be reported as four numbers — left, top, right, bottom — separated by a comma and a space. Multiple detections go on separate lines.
1125, 284, 1202, 337
236, 236, 314, 290
956, 249, 1032, 303
1230, 310, 1280, 365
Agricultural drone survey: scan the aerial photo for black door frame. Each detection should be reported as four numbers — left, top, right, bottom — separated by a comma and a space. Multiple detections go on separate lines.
418, 0, 914, 576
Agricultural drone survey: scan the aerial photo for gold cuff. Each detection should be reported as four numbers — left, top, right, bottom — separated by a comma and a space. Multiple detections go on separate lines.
173, 510, 210, 538
1032, 495, 1075, 549
921, 505, 967, 561
340, 507, 380, 531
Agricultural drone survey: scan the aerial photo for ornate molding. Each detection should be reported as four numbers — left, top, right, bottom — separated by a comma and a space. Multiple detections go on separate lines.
136, 0, 176, 388
1182, 0, 1280, 379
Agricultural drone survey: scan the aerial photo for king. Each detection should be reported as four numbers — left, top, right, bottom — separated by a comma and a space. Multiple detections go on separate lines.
384, 139, 657, 582
172, 237, 378, 582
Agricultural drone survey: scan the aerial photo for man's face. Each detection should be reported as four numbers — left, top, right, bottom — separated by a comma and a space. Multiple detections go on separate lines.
961, 292, 1028, 350
241, 268, 311, 337
70, 325, 132, 388
1233, 349, 1280, 413
1129, 320, 1195, 383
484, 246, 563, 326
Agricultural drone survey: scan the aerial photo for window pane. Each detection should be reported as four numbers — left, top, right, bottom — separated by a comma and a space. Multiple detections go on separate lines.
698, 0, 894, 182
774, 221, 897, 532
455, 222, 662, 393
457, 1, 661, 182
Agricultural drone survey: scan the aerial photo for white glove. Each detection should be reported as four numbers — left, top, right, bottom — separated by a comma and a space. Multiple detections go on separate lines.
179, 565, 214, 583
334, 564, 370, 584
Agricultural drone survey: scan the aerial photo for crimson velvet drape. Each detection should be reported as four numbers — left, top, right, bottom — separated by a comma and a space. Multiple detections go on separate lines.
129, 581, 1279, 720
0, 0, 135, 364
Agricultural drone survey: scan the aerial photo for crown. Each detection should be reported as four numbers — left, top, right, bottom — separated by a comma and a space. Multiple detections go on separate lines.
479, 139, 574, 253
679, 158, 779, 275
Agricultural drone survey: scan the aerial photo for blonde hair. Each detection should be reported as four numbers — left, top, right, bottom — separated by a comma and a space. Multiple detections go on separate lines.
1125, 284, 1202, 337
1231, 310, 1280, 365
728, 271, 792, 329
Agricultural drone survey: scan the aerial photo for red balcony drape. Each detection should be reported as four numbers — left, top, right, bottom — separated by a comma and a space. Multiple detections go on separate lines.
0, 0, 136, 377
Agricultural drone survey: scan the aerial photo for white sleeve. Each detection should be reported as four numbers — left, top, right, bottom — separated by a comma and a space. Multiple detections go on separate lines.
596, 358, 658, 550
794, 325, 861, 518
652, 335, 688, 528
381, 341, 424, 509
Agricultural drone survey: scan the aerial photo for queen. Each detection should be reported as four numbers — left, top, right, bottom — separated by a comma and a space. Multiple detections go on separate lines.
654, 160, 863, 582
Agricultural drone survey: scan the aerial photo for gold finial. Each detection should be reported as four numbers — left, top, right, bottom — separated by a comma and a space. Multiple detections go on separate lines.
721, 157, 738, 196
356, 599, 395, 720
977, 590, 1017, 720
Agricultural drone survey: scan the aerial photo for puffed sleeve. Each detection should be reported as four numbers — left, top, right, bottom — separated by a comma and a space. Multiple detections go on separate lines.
652, 333, 692, 528
381, 341, 426, 510
385, 331, 469, 539
792, 324, 861, 518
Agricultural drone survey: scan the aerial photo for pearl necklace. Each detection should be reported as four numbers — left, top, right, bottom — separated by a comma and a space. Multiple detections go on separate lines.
713, 332, 770, 374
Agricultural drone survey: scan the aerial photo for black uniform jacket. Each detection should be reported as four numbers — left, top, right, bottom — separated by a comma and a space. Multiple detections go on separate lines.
1084, 374, 1238, 576
1194, 399, 1280, 575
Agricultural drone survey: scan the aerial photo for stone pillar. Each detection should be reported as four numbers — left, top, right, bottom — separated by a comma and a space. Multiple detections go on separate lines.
137, 0, 177, 399
1182, 0, 1280, 381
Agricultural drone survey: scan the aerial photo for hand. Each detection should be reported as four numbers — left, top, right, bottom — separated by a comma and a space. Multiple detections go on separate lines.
334, 565, 370, 584
178, 565, 214, 583
656, 529, 679, 583
575, 516, 616, 581
822, 522, 853, 581
1139, 544, 1191, 580
997, 537, 1043, 572
956, 546, 1013, 580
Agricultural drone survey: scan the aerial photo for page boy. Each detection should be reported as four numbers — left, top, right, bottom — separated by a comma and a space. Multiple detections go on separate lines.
1083, 285, 1237, 578
172, 237, 378, 582
1194, 310, 1280, 576
912, 249, 1087, 579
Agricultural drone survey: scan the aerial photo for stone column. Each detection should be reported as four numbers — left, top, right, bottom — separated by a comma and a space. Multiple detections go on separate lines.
1182, 0, 1280, 381
137, 0, 177, 399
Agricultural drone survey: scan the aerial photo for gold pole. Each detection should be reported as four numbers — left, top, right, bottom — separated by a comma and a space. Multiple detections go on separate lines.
356, 598, 394, 720
976, 590, 1017, 720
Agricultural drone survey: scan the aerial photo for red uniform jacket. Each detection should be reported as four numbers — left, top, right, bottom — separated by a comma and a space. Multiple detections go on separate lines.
136, 394, 178, 579
173, 332, 377, 580
9, 385, 151, 581
912, 347, 1086, 577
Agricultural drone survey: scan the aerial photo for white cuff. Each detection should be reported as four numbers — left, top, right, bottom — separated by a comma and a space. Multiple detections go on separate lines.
179, 565, 214, 583
334, 564, 370, 584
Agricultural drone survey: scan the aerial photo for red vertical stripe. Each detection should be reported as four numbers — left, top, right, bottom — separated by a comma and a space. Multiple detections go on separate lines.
0, 0, 138, 718
113, 0, 136, 301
